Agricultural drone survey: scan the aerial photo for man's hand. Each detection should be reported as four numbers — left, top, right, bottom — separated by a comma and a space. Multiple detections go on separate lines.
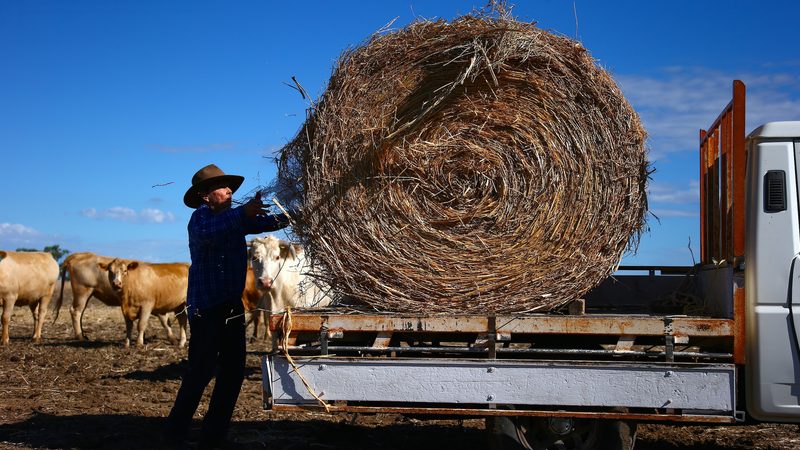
243, 192, 268, 218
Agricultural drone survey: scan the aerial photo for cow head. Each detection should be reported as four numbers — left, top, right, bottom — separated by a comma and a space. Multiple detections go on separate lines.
98, 259, 139, 291
0, 251, 5, 263
249, 236, 298, 290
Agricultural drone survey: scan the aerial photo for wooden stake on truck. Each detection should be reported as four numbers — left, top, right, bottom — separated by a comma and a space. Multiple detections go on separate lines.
261, 81, 800, 450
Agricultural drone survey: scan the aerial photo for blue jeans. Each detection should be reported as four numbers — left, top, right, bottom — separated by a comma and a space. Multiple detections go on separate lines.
164, 299, 246, 442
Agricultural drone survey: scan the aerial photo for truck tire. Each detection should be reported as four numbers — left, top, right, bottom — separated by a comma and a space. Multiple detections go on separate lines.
486, 416, 637, 450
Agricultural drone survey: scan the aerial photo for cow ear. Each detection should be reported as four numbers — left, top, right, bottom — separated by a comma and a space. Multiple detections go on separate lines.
98, 262, 108, 270
279, 241, 295, 259
128, 261, 139, 270
291, 244, 304, 257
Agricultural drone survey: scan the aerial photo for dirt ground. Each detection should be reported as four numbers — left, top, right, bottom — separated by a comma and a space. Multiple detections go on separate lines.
1, 286, 799, 450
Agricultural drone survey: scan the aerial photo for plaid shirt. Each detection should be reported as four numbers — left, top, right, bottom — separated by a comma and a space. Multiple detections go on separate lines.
186, 204, 290, 315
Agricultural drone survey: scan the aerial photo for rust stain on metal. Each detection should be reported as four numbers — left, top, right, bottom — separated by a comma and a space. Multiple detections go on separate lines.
271, 313, 734, 338
733, 285, 746, 364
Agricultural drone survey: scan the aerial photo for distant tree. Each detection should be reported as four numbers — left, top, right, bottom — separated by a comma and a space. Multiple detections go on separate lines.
43, 245, 70, 262
15, 245, 70, 262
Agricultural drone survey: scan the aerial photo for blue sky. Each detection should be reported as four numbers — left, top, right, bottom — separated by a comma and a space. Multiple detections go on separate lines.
2, 0, 799, 265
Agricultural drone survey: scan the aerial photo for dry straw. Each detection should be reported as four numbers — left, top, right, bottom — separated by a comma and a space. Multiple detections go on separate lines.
270, 11, 649, 314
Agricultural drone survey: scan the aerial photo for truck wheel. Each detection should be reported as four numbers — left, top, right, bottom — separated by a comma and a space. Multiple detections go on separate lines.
486, 416, 636, 450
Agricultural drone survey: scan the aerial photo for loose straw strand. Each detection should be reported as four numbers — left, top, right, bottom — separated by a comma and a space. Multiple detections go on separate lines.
271, 197, 295, 225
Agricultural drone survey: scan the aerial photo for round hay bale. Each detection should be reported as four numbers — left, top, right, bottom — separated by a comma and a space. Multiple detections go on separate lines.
273, 14, 648, 314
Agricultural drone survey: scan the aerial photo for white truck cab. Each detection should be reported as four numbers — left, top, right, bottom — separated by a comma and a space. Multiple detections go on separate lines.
746, 121, 800, 421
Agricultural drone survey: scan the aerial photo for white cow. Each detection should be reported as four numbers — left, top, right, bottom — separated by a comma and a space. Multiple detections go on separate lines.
249, 236, 334, 316
0, 251, 59, 345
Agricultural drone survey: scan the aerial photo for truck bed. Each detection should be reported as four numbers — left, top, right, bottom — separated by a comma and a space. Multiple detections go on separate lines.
262, 268, 741, 424
269, 267, 737, 363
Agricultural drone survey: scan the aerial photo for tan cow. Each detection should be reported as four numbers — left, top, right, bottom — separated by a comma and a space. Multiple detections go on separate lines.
54, 252, 178, 343
249, 236, 334, 316
242, 266, 270, 342
0, 251, 59, 345
99, 259, 189, 348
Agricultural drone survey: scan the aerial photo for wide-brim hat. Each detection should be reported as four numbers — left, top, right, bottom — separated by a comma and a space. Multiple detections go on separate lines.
183, 164, 245, 208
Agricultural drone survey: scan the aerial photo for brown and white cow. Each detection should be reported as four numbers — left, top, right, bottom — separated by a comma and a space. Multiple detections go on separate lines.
99, 259, 189, 348
55, 252, 178, 343
249, 236, 334, 317
0, 251, 59, 345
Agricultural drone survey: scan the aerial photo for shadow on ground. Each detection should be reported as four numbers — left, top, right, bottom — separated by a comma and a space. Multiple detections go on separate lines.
0, 411, 750, 450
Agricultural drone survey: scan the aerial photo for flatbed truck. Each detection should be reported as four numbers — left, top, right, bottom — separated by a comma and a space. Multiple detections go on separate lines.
260, 80, 800, 449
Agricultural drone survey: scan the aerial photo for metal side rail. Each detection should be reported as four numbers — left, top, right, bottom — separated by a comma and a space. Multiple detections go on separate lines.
262, 355, 738, 423
270, 312, 734, 337
269, 313, 736, 363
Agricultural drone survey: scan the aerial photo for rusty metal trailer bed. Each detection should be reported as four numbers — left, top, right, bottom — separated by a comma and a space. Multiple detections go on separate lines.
262, 310, 739, 424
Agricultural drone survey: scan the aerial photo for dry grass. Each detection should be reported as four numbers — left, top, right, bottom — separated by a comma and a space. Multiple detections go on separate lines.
267, 11, 649, 314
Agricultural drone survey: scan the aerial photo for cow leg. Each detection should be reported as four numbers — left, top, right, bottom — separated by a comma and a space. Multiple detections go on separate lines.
266, 292, 285, 350
33, 287, 53, 343
123, 314, 134, 348
29, 302, 39, 325
175, 309, 188, 348
157, 313, 179, 344
260, 291, 272, 342
263, 307, 273, 341
136, 305, 153, 347
1, 295, 18, 345
251, 310, 261, 342
70, 285, 93, 340
120, 301, 142, 348
266, 312, 275, 350
29, 302, 41, 342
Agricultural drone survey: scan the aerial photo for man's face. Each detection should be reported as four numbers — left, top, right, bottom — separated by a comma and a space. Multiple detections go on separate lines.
203, 182, 233, 211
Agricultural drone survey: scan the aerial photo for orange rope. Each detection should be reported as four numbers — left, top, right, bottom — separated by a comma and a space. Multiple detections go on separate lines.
281, 307, 332, 412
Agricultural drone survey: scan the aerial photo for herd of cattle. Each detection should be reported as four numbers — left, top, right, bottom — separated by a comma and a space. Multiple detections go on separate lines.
0, 235, 333, 346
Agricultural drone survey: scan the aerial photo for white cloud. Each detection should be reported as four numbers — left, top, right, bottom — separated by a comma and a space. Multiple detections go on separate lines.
617, 67, 800, 159
87, 239, 189, 263
650, 208, 696, 218
648, 180, 699, 205
80, 207, 176, 224
0, 223, 49, 249
0, 223, 39, 237
106, 207, 137, 221
140, 208, 175, 224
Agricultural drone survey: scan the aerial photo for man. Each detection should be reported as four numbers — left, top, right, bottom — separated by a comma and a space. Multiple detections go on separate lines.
163, 164, 291, 448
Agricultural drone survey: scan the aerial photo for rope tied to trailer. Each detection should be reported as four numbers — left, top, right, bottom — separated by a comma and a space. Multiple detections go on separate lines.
280, 306, 332, 413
